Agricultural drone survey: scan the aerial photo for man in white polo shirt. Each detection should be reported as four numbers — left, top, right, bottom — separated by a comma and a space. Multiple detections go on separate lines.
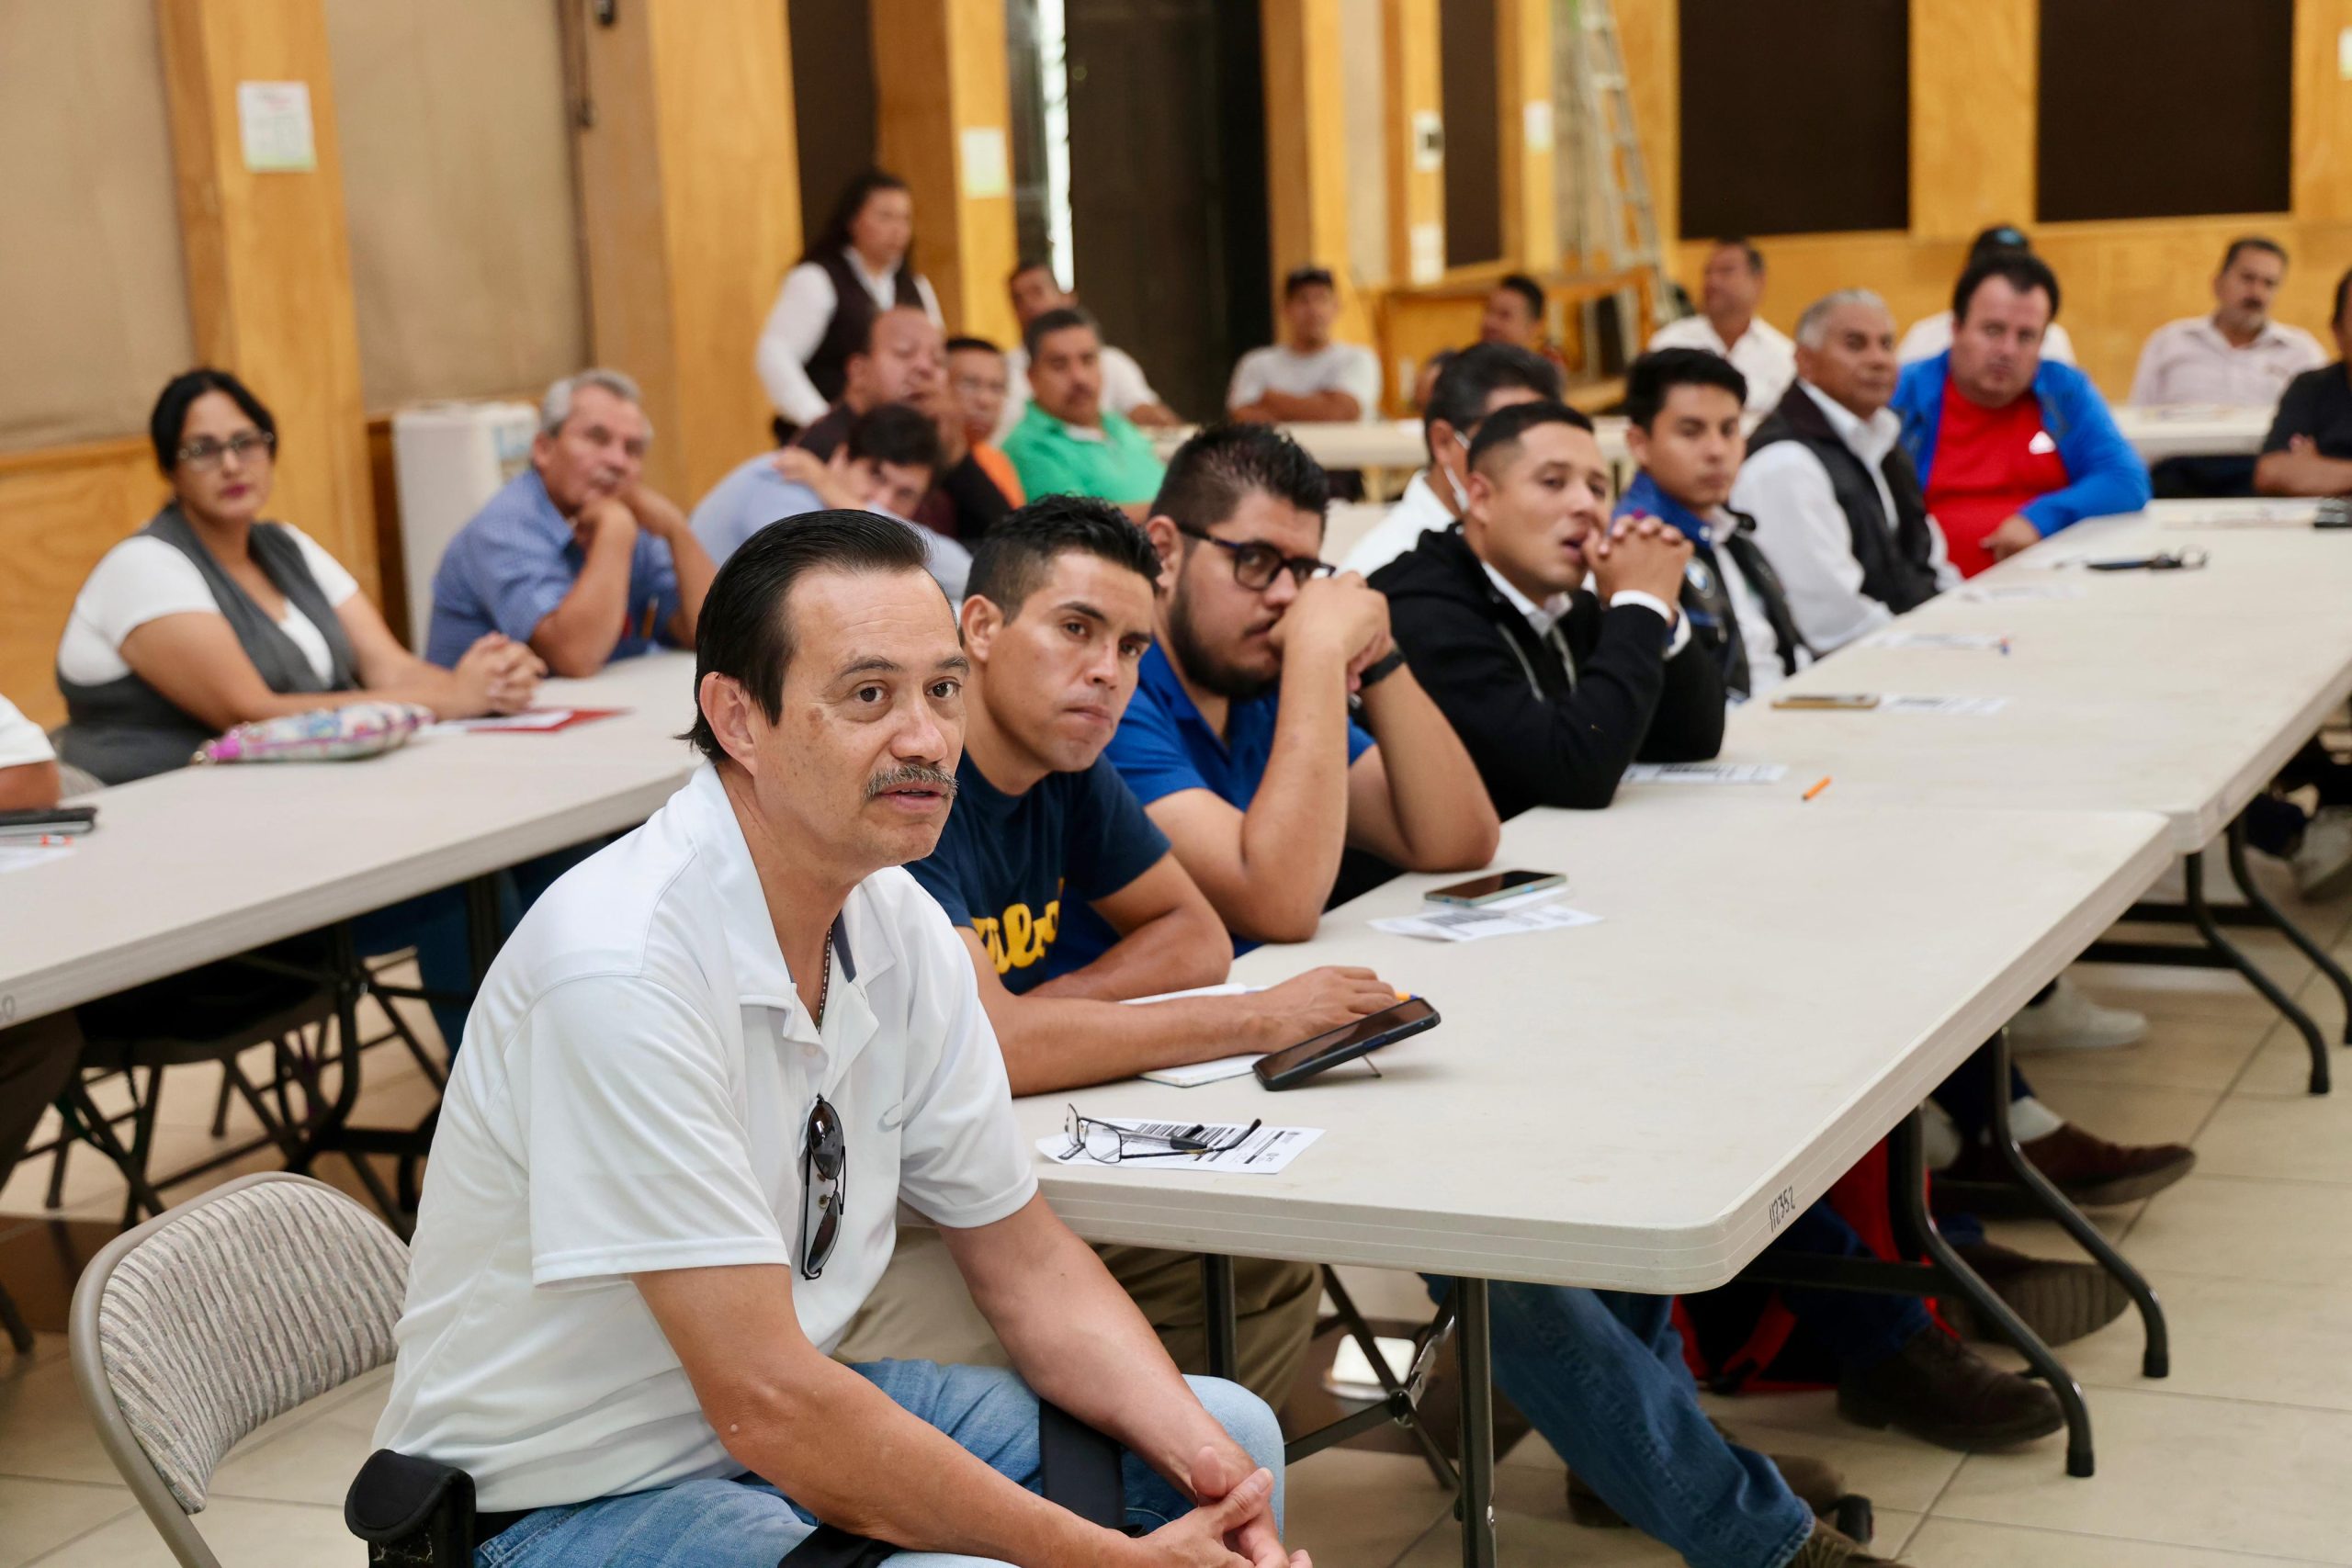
2131, 237, 2324, 410
1227, 266, 1383, 424
1648, 240, 1796, 413
375, 513, 1300, 1568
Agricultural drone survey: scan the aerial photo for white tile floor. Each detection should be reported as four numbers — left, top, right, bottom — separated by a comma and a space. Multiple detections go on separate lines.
7, 878, 2352, 1566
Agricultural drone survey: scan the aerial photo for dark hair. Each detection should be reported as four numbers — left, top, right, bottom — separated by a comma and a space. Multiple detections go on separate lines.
1283, 265, 1337, 300
684, 511, 935, 765
1022, 305, 1097, 361
1495, 273, 1546, 319
2221, 235, 2288, 275
1150, 422, 1329, 535
944, 334, 1001, 356
846, 402, 943, 474
1423, 344, 1563, 454
805, 169, 912, 265
966, 493, 1161, 617
1623, 348, 1747, 430
1967, 224, 2032, 261
1465, 399, 1597, 474
1953, 251, 2061, 324
1713, 238, 1764, 274
150, 368, 276, 474
2334, 266, 2352, 329
1008, 257, 1057, 288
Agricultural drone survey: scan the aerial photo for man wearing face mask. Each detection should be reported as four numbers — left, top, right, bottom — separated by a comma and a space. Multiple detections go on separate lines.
1888, 253, 2149, 576
1341, 344, 1563, 579
688, 405, 969, 596
1370, 400, 1724, 816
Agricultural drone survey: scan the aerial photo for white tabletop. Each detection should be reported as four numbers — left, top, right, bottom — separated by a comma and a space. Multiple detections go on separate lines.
1722, 501, 2352, 851
0, 654, 704, 1027
1021, 795, 2169, 1291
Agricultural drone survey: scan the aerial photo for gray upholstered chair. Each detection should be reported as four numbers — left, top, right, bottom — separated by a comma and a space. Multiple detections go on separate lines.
69, 1172, 408, 1568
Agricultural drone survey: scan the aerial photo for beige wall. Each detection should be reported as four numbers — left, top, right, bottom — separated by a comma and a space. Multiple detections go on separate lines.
324, 0, 588, 413
0, 1, 196, 452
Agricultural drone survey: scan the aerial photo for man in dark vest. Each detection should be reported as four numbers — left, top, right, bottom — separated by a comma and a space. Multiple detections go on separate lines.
1733, 290, 1958, 652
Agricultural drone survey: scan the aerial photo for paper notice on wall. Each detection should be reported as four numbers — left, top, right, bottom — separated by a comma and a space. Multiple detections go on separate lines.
1408, 223, 1445, 285
1522, 99, 1554, 151
960, 127, 1011, 200
237, 82, 316, 173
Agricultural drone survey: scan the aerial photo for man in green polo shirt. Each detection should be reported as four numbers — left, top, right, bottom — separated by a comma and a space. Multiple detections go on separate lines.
1001, 308, 1168, 520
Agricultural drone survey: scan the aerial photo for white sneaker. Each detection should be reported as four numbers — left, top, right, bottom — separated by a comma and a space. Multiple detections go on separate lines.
2008, 974, 2147, 1053
2292, 807, 2352, 900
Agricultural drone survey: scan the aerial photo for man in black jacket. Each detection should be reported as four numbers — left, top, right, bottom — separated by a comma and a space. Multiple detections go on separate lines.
1372, 400, 1725, 816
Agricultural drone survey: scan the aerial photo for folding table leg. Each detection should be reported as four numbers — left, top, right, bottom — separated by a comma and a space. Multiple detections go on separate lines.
1450, 1278, 1497, 1568
1897, 1112, 2097, 1477
1984, 1029, 2170, 1379
2184, 850, 2329, 1094
1202, 1254, 1239, 1382
2224, 816, 2352, 1051
1319, 1267, 1459, 1487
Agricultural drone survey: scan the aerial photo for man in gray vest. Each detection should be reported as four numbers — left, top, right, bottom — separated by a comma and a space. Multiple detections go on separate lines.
1732, 290, 1957, 654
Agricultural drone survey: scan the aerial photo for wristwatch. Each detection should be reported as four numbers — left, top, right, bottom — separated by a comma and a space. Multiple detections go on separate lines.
1355, 648, 1408, 691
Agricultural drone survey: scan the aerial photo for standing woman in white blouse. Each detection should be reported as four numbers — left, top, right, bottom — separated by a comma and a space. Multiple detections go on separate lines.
54, 368, 543, 785
755, 169, 944, 434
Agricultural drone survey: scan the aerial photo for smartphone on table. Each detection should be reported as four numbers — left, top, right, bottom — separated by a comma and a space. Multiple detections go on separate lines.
1254, 997, 1441, 1090
1771, 693, 1880, 711
1425, 869, 1564, 907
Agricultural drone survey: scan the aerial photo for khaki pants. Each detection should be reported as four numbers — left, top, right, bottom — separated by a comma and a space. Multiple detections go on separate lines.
837, 1230, 1321, 1408
1095, 1245, 1320, 1407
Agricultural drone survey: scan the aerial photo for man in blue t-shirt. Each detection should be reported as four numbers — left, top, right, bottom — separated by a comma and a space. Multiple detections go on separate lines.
427, 369, 717, 675
1061, 423, 1499, 974
903, 493, 1402, 1404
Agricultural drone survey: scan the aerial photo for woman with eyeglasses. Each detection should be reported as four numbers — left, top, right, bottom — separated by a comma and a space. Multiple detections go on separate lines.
54, 367, 543, 785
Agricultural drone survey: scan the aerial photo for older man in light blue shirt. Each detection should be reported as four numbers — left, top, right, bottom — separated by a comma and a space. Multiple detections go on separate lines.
427, 370, 714, 674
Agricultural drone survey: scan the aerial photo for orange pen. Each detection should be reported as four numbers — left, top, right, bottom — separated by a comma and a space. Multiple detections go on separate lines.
1802, 776, 1833, 803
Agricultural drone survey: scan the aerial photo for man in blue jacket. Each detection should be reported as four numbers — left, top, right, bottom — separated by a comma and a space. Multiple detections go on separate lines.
1890, 253, 2150, 577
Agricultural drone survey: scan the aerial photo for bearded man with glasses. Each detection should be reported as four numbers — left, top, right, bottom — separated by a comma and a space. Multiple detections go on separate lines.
1057, 423, 1498, 970
374, 513, 1305, 1568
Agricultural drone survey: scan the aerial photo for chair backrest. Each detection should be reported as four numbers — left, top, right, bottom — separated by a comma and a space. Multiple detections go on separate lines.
71, 1173, 408, 1568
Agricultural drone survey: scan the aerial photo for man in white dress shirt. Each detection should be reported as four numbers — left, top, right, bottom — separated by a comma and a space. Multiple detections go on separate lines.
376, 513, 1301, 1568
2131, 236, 2324, 409
998, 261, 1180, 441
1733, 290, 1957, 653
1227, 266, 1383, 424
1647, 240, 1796, 413
1339, 343, 1562, 578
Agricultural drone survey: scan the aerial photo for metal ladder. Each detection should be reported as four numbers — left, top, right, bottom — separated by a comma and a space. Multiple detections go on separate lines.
1554, 0, 1679, 339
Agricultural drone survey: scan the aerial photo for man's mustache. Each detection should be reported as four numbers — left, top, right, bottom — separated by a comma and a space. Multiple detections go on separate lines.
865, 763, 959, 800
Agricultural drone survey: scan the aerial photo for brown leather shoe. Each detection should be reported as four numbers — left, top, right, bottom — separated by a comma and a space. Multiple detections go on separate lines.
1788, 1518, 1915, 1566
1566, 1424, 1845, 1527
1837, 1325, 2063, 1450
1938, 1122, 2195, 1213
1939, 1241, 2132, 1348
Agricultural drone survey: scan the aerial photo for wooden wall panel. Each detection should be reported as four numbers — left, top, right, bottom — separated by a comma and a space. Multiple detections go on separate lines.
158, 0, 378, 598
1262, 0, 1373, 344
2295, 0, 2352, 221
1495, 0, 1555, 271
0, 443, 165, 729
1614, 0, 1680, 258
572, 0, 799, 504
872, 0, 1020, 348
1909, 0, 2035, 242
1383, 0, 1444, 286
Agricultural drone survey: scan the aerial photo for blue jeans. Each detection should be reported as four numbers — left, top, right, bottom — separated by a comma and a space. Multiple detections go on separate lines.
477, 1362, 1283, 1568
1425, 1279, 1814, 1568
